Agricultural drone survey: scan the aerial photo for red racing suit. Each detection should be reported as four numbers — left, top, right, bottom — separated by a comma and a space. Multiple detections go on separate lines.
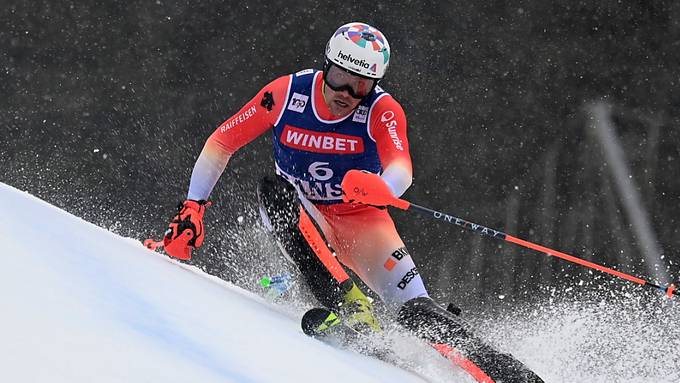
187, 69, 429, 308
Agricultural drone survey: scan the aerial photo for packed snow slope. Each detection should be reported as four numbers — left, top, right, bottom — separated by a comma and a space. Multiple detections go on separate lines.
0, 182, 447, 383
1, 181, 678, 383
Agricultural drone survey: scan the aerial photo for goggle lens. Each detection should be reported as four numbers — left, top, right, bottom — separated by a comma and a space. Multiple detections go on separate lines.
324, 65, 375, 99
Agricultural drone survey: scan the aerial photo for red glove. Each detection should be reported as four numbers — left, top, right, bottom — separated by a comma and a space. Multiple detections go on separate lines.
341, 170, 409, 209
162, 199, 211, 260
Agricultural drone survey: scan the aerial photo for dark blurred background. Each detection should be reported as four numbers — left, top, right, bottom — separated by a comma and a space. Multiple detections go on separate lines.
2, 1, 679, 310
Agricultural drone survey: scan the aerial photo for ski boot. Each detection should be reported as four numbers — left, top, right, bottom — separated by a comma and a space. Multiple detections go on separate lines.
301, 282, 386, 359
339, 281, 382, 334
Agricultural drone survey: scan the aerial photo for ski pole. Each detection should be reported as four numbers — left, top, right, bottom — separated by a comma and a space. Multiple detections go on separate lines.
341, 170, 677, 298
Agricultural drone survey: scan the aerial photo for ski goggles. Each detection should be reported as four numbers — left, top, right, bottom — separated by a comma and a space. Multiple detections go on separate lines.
323, 64, 376, 99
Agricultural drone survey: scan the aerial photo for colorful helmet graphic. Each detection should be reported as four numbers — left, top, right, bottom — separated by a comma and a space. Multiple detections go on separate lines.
325, 22, 391, 80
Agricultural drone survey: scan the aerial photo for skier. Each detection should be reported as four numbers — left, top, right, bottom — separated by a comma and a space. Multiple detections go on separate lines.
160, 21, 423, 330
153, 22, 542, 382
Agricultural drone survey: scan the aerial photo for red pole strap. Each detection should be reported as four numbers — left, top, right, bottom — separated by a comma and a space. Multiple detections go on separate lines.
504, 235, 648, 286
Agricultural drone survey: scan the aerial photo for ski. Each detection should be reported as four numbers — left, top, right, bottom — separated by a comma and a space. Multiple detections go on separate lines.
301, 307, 392, 360
301, 307, 346, 338
302, 307, 444, 383
430, 338, 544, 383
395, 297, 544, 383
302, 305, 543, 383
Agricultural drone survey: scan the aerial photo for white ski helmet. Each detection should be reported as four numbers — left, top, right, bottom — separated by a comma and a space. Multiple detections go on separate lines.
325, 22, 391, 80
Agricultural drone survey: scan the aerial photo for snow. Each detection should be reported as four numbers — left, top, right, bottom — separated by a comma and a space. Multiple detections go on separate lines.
1, 181, 678, 383
0, 182, 445, 383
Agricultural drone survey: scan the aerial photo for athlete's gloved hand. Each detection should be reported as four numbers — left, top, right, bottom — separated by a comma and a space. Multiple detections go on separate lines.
341, 170, 393, 207
162, 199, 211, 260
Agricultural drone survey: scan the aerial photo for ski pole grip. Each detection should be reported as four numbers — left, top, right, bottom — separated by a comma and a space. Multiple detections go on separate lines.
391, 197, 411, 210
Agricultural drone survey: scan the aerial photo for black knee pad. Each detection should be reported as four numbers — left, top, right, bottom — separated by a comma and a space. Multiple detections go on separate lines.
257, 175, 301, 233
